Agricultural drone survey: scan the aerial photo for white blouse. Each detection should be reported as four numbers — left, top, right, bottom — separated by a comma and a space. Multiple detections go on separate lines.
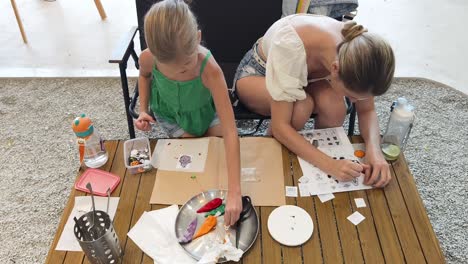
262, 15, 308, 102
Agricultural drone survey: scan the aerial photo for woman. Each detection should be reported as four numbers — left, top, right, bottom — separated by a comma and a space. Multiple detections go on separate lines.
232, 14, 395, 187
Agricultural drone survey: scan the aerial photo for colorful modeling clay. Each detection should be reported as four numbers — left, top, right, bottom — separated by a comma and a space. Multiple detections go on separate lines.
354, 150, 366, 158
192, 215, 217, 240
197, 198, 222, 213
205, 204, 225, 217
179, 217, 198, 243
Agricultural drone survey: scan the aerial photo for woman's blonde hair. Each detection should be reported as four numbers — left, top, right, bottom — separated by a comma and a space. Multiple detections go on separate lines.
337, 21, 395, 96
144, 0, 198, 63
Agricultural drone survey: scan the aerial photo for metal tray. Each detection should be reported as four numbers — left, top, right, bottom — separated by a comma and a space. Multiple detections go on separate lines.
175, 190, 259, 262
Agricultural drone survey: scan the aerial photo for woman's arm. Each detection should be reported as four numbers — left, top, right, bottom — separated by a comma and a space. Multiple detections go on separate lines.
135, 49, 156, 131
271, 100, 363, 181
355, 98, 391, 187
202, 58, 242, 226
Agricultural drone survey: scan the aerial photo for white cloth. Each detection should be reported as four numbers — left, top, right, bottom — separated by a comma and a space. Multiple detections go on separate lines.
127, 205, 196, 264
262, 15, 308, 102
198, 234, 244, 264
127, 205, 244, 264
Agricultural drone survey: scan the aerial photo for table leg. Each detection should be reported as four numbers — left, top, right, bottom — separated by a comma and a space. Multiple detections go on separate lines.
94, 0, 107, 20
10, 0, 28, 44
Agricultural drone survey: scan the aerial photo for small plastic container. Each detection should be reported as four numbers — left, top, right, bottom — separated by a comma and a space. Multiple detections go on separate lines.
123, 137, 153, 174
75, 168, 120, 196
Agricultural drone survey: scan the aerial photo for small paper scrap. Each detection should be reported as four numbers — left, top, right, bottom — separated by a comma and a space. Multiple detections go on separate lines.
317, 193, 335, 203
285, 186, 298, 197
298, 183, 310, 197
347, 211, 365, 225
298, 175, 310, 183
354, 198, 366, 208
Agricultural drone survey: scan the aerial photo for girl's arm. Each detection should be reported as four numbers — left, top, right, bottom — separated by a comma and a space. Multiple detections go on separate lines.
355, 98, 391, 187
202, 56, 242, 227
270, 100, 364, 181
136, 49, 156, 131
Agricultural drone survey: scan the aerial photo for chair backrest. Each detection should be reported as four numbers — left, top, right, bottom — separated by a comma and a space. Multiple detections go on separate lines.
136, 0, 283, 83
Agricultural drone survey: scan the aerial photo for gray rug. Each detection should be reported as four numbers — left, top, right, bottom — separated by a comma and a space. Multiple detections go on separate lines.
0, 78, 466, 263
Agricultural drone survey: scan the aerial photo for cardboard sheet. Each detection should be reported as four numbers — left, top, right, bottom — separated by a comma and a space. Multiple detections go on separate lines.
150, 137, 286, 206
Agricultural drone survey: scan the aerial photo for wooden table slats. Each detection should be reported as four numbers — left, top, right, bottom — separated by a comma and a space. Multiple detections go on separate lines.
46, 138, 445, 264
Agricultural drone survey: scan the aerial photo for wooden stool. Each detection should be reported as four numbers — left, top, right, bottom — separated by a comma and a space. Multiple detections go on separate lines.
94, 0, 107, 20
10, 0, 28, 44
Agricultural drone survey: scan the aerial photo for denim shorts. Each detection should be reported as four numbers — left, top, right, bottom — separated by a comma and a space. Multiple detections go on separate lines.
230, 39, 266, 106
154, 113, 220, 138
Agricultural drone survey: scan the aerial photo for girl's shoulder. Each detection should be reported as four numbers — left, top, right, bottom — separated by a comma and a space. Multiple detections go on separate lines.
198, 46, 224, 87
139, 49, 155, 73
198, 46, 222, 76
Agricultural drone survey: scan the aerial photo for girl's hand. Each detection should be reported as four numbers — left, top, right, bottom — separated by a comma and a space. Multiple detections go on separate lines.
224, 191, 242, 226
364, 148, 391, 187
330, 159, 364, 182
135, 112, 156, 131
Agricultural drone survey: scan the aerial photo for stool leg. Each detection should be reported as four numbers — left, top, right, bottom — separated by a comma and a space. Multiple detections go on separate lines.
94, 0, 107, 20
10, 0, 28, 44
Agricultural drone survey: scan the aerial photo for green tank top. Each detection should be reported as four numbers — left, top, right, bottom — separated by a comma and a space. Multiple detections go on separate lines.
150, 51, 216, 136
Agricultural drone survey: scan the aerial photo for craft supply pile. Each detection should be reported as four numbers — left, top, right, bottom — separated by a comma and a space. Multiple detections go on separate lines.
124, 137, 153, 174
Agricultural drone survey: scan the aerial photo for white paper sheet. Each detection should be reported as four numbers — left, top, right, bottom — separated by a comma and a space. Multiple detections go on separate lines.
55, 196, 120, 251
297, 127, 373, 195
298, 183, 310, 197
354, 198, 367, 208
127, 205, 197, 264
347, 211, 366, 225
317, 193, 335, 203
151, 138, 209, 173
285, 186, 298, 197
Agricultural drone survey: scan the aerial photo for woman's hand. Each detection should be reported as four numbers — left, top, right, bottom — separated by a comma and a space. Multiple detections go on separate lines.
330, 159, 364, 182
135, 112, 155, 131
224, 191, 242, 226
364, 148, 391, 187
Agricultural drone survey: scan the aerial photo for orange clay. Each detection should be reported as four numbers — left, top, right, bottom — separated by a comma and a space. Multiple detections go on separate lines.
354, 150, 366, 158
192, 215, 217, 240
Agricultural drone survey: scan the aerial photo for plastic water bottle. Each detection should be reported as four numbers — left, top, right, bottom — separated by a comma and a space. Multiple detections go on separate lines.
72, 114, 108, 168
382, 98, 415, 160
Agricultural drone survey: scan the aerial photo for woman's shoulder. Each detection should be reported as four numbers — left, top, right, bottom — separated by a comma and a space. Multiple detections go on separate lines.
293, 16, 343, 49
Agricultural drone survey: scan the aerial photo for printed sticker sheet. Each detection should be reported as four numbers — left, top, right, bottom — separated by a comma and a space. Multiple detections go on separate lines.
298, 127, 373, 195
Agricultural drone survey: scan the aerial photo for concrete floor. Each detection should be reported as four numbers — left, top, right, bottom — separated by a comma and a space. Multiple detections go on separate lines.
0, 0, 466, 94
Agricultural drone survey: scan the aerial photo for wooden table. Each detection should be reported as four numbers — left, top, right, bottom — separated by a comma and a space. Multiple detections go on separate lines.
46, 138, 445, 263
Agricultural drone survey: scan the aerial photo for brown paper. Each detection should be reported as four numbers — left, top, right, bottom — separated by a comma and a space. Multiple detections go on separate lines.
150, 137, 286, 206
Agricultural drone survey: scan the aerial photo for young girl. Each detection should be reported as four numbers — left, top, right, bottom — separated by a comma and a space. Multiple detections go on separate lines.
233, 15, 395, 188
135, 0, 242, 226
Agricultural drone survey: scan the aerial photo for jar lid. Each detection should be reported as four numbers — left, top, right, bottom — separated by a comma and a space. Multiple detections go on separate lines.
72, 114, 94, 138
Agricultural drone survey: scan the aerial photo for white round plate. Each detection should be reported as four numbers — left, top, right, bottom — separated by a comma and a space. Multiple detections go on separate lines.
267, 205, 313, 246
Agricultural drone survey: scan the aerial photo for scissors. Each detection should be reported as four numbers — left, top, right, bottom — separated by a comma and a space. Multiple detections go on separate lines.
233, 196, 253, 248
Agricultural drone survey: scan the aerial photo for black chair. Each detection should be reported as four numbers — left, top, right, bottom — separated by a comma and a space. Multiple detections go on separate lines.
109, 0, 357, 138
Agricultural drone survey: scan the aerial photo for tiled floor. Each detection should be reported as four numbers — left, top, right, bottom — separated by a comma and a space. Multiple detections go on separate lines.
1, 0, 466, 94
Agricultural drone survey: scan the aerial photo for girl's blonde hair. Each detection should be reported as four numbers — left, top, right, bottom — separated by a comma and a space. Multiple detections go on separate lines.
337, 21, 395, 96
144, 0, 198, 63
